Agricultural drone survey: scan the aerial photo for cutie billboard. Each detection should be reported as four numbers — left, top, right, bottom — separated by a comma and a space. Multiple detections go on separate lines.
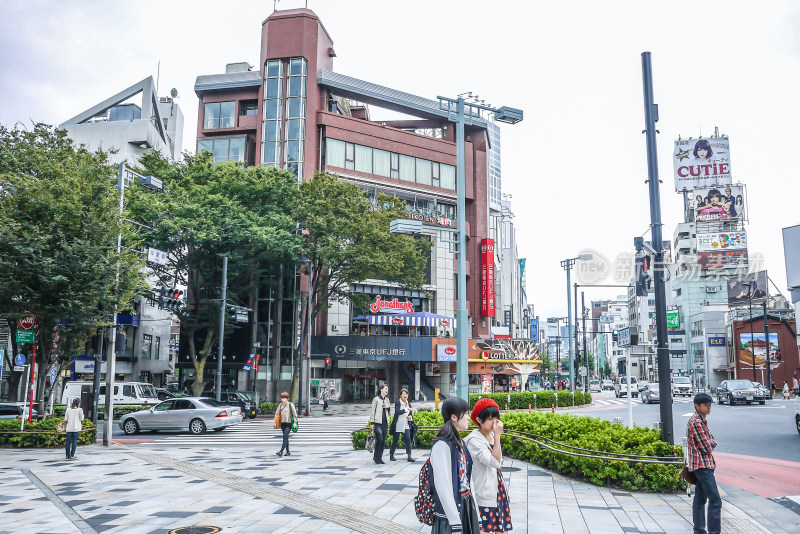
673, 137, 732, 190
692, 185, 745, 223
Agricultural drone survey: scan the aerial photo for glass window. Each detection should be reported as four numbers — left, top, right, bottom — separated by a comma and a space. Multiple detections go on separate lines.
355, 145, 373, 174
265, 99, 280, 120
266, 78, 280, 98
213, 138, 230, 162
229, 138, 245, 162
399, 154, 415, 181
220, 101, 235, 128
326, 138, 345, 168
289, 76, 305, 97
123, 385, 134, 397
416, 158, 432, 185
154, 337, 160, 360
390, 153, 399, 179
373, 149, 390, 177
286, 140, 301, 163
197, 139, 213, 154
286, 119, 303, 140
264, 121, 279, 142
287, 97, 303, 118
263, 142, 279, 164
154, 400, 175, 411
289, 57, 305, 75
432, 163, 440, 187
441, 164, 456, 189
141, 334, 152, 359
266, 60, 280, 77
240, 101, 258, 115
204, 103, 220, 129
345, 143, 355, 170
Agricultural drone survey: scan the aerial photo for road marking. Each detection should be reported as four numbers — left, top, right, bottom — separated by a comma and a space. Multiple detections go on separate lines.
681, 412, 694, 417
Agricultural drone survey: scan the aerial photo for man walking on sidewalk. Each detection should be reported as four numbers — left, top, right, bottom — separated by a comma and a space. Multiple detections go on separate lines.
687, 392, 721, 534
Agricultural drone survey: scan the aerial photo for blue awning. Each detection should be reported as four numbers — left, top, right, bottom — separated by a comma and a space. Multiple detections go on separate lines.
353, 312, 456, 328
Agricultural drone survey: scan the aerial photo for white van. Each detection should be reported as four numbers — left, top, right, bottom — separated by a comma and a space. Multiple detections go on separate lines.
671, 376, 693, 397
614, 376, 639, 398
61, 381, 159, 406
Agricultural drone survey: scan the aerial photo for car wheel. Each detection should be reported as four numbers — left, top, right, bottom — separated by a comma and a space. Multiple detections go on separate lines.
728, 394, 735, 406
796, 416, 800, 435
717, 395, 723, 405
189, 418, 207, 435
213, 427, 225, 432
248, 413, 257, 420
123, 419, 139, 435
759, 401, 765, 405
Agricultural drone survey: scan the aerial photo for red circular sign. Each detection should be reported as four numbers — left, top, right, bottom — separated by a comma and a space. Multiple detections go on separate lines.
441, 319, 450, 327
444, 346, 456, 356
17, 314, 35, 330
481, 351, 489, 360
391, 317, 403, 325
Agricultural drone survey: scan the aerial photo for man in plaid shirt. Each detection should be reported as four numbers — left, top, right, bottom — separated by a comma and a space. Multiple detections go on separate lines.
687, 393, 720, 534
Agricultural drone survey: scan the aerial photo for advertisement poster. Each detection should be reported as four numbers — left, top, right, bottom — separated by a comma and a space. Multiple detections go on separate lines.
698, 250, 748, 270
727, 271, 767, 307
691, 185, 745, 222
425, 362, 441, 377
530, 319, 539, 342
481, 374, 493, 393
673, 137, 732, 190
480, 239, 496, 317
739, 332, 781, 370
697, 232, 747, 252
666, 310, 680, 328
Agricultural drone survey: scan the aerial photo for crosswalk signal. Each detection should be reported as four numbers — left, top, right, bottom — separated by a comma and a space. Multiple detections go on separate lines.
612, 329, 619, 343
635, 253, 651, 297
324, 357, 332, 370
158, 286, 170, 308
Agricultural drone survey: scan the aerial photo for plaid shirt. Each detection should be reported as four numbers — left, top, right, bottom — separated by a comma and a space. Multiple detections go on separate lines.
686, 413, 716, 471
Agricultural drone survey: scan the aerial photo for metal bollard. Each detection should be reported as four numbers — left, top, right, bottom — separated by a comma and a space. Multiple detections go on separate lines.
435, 388, 440, 411
528, 403, 532, 413
551, 403, 555, 413
505, 403, 509, 413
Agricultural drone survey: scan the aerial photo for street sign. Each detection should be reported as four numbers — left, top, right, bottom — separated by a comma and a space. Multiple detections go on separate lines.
14, 366, 24, 372
618, 327, 632, 347
16, 330, 35, 344
49, 367, 57, 385
17, 314, 35, 330
15, 353, 26, 366
147, 247, 168, 265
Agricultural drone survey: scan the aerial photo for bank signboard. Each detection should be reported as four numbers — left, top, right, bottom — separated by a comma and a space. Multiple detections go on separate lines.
312, 336, 432, 362
673, 136, 732, 190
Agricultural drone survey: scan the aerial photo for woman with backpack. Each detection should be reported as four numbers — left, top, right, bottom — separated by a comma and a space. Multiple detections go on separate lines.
464, 398, 512, 532
430, 396, 481, 533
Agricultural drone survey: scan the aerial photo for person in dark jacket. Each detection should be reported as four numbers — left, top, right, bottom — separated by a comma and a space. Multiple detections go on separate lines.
389, 388, 415, 462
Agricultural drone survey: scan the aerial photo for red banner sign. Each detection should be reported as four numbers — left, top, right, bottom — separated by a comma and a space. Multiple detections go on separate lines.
481, 239, 495, 317
370, 296, 414, 314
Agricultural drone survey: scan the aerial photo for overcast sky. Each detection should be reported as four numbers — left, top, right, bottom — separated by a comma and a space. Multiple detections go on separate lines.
2, 0, 799, 319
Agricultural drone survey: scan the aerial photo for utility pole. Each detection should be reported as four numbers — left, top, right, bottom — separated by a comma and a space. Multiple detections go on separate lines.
763, 301, 772, 391
216, 256, 228, 402
641, 51, 674, 444
582, 291, 588, 392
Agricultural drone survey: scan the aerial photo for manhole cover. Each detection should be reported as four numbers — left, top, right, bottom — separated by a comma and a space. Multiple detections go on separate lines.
169, 527, 221, 534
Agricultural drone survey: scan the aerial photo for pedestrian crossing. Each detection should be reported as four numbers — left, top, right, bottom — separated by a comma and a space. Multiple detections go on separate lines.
139, 415, 368, 447
593, 396, 695, 406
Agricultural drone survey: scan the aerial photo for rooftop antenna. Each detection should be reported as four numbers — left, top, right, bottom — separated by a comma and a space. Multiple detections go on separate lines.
714, 126, 719, 138
156, 60, 160, 95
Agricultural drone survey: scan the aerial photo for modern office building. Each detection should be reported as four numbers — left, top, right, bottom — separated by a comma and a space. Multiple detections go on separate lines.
188, 7, 524, 402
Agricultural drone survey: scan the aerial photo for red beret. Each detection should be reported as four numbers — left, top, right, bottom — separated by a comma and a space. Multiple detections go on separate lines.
470, 398, 500, 426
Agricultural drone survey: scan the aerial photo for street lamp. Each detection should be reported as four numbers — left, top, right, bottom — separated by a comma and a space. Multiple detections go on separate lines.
436, 94, 523, 401
561, 254, 592, 391
747, 280, 757, 383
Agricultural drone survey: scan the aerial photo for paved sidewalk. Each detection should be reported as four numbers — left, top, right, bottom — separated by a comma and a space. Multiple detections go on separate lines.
1, 442, 798, 533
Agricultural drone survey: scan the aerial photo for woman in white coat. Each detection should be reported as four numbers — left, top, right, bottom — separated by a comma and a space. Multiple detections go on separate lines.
464, 398, 512, 532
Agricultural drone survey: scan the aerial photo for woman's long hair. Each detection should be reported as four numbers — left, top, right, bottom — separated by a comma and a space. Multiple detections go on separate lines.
432, 396, 469, 448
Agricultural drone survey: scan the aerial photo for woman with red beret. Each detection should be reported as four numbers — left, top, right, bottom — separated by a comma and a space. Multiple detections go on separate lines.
463, 398, 512, 532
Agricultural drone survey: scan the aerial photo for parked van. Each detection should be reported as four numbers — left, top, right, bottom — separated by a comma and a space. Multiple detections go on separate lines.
61, 381, 159, 406
614, 376, 639, 398
671, 376, 693, 397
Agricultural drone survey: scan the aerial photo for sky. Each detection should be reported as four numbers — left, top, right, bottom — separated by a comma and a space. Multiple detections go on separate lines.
2, 0, 799, 320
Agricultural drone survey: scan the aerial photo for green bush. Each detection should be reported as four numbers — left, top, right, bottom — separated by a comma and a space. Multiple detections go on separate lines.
352, 409, 682, 493
260, 402, 280, 415
469, 391, 592, 409
54, 404, 150, 419
0, 418, 97, 448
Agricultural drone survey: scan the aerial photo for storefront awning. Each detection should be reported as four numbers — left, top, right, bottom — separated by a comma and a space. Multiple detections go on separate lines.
353, 312, 456, 328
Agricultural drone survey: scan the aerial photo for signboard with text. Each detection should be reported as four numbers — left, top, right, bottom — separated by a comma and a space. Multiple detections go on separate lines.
312, 336, 432, 362
480, 239, 496, 317
691, 185, 745, 223
707, 336, 726, 347
698, 250, 748, 270
697, 232, 747, 252
437, 344, 457, 362
529, 319, 538, 342
667, 310, 680, 329
673, 137, 732, 190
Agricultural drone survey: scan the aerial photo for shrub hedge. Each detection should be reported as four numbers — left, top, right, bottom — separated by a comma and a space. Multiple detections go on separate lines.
351, 410, 682, 493
53, 404, 150, 419
259, 402, 280, 415
0, 418, 97, 448
469, 390, 591, 409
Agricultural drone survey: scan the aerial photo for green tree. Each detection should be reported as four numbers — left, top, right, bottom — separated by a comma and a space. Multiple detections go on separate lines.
294, 172, 432, 400
0, 123, 145, 408
126, 151, 301, 395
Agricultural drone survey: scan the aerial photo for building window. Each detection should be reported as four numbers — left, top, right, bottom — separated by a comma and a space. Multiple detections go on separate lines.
284, 57, 307, 179
197, 136, 247, 163
345, 142, 355, 170
204, 101, 235, 129
141, 334, 153, 359
262, 59, 284, 167
240, 100, 258, 116
154, 336, 160, 360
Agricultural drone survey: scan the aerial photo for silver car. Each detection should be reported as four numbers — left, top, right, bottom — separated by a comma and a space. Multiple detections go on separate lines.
118, 397, 242, 435
641, 384, 660, 404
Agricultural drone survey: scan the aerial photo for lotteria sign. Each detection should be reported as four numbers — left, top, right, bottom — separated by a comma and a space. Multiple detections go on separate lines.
481, 239, 495, 317
370, 296, 414, 314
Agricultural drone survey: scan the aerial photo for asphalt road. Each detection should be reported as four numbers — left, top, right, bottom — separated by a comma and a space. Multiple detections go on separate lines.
568, 390, 800, 463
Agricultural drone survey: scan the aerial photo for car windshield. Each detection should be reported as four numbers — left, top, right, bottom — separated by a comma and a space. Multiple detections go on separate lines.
240, 392, 256, 402
198, 398, 226, 407
673, 377, 690, 384
139, 385, 158, 399
728, 380, 753, 388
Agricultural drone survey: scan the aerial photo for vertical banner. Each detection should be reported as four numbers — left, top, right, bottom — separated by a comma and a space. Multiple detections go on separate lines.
530, 319, 539, 342
481, 239, 496, 317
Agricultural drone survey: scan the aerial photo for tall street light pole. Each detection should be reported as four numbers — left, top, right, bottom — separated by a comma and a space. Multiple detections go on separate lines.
437, 95, 522, 400
747, 280, 757, 382
562, 255, 591, 392
216, 256, 228, 402
641, 52, 674, 445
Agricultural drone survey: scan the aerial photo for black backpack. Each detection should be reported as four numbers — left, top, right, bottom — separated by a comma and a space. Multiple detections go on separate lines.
414, 458, 435, 525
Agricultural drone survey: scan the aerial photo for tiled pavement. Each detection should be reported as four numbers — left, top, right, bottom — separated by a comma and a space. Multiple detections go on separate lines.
2, 441, 799, 534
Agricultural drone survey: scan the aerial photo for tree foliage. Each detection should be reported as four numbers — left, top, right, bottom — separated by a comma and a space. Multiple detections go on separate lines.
126, 151, 301, 394
0, 123, 145, 405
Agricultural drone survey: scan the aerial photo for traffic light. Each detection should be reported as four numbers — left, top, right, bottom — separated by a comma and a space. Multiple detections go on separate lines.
169, 289, 184, 312
634, 253, 651, 297
612, 329, 619, 343
324, 357, 332, 370
158, 286, 170, 308
157, 287, 184, 312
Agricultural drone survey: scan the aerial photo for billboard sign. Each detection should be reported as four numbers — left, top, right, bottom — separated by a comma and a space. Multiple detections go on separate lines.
480, 239, 496, 317
708, 336, 726, 347
530, 319, 538, 342
727, 270, 767, 307
437, 344, 457, 362
667, 310, 680, 328
691, 185, 745, 223
739, 332, 780, 370
698, 250, 748, 270
673, 137, 732, 190
697, 232, 747, 252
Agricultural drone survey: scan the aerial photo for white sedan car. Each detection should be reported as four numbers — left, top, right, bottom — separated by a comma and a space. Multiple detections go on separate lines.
119, 397, 242, 435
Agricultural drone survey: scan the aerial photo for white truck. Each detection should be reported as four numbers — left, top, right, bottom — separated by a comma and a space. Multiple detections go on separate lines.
61, 381, 160, 406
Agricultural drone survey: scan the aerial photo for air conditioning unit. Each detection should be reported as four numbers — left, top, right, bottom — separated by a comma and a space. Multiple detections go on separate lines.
331, 325, 338, 331
705, 287, 717, 293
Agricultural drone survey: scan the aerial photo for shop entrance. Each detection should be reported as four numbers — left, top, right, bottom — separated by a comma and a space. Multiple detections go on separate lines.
343, 373, 386, 402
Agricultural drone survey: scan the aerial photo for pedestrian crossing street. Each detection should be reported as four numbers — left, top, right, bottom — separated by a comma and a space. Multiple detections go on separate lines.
142, 415, 368, 447
593, 396, 695, 406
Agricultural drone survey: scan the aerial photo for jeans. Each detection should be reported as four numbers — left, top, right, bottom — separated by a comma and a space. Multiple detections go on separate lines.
692, 468, 721, 534
279, 423, 291, 454
389, 428, 412, 456
372, 423, 387, 462
65, 431, 79, 458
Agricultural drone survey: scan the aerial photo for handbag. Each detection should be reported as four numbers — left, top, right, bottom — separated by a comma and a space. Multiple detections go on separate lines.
290, 411, 299, 433
680, 465, 696, 485
57, 420, 67, 434
408, 420, 419, 445
365, 426, 376, 453
274, 412, 281, 429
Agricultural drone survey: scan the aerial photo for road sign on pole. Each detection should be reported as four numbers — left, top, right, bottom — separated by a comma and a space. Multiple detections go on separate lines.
16, 330, 35, 344
15, 353, 26, 366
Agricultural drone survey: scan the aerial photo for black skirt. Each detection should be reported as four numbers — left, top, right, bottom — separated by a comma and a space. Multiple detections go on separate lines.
431, 493, 480, 534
